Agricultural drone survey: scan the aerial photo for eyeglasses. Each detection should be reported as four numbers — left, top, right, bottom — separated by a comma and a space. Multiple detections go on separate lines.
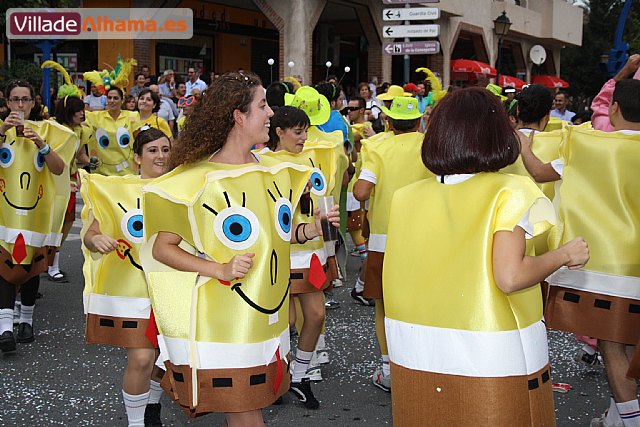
178, 96, 196, 108
8, 97, 32, 104
345, 106, 361, 112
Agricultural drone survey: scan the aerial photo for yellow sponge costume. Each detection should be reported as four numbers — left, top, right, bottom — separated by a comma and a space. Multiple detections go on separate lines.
80, 171, 153, 348
546, 125, 640, 345
85, 110, 141, 176
384, 173, 556, 426
0, 120, 76, 284
140, 159, 311, 416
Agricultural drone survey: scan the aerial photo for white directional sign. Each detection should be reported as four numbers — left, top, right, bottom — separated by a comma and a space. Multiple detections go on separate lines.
383, 24, 440, 38
383, 7, 440, 21
383, 41, 440, 55
382, 0, 439, 4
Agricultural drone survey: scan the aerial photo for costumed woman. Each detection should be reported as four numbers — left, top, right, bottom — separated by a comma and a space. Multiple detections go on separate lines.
41, 60, 91, 283
382, 87, 589, 426
141, 72, 339, 426
136, 88, 173, 142
83, 56, 141, 176
81, 127, 170, 426
0, 80, 76, 353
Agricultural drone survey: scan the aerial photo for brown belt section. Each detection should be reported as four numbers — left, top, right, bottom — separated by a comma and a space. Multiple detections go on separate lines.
85, 313, 154, 349
347, 209, 363, 232
0, 246, 54, 287
160, 358, 290, 417
364, 251, 384, 299
290, 262, 331, 294
390, 362, 556, 427
544, 285, 640, 345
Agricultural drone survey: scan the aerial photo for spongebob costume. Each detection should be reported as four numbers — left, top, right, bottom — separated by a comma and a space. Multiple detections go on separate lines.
384, 173, 557, 426
140, 159, 311, 415
0, 120, 76, 285
545, 125, 640, 346
80, 171, 154, 348
260, 137, 346, 293
84, 110, 141, 176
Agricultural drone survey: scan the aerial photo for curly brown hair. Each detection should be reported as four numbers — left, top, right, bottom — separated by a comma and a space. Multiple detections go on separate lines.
168, 71, 262, 169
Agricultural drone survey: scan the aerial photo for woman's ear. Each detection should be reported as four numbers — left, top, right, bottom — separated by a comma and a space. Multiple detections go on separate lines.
233, 109, 244, 125
133, 152, 141, 166
275, 126, 285, 139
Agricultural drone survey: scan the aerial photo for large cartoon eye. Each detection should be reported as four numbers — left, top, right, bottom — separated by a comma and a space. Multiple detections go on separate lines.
120, 208, 144, 244
309, 168, 327, 196
96, 128, 110, 149
116, 127, 131, 148
274, 198, 293, 241
33, 150, 45, 172
0, 143, 15, 168
214, 206, 259, 250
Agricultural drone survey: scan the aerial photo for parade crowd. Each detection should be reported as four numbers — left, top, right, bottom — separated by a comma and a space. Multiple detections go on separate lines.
0, 53, 639, 427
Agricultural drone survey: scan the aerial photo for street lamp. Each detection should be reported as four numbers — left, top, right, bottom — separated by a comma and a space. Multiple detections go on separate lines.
493, 11, 512, 84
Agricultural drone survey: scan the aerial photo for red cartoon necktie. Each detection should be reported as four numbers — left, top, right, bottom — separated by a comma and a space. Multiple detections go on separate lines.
12, 233, 27, 264
308, 253, 327, 289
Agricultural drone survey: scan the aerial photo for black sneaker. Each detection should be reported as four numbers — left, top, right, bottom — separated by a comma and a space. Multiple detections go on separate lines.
351, 288, 375, 306
290, 378, 320, 409
0, 331, 16, 353
16, 323, 34, 343
144, 403, 163, 427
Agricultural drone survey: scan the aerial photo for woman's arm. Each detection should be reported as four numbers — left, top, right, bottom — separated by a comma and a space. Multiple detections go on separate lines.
493, 226, 589, 294
518, 132, 561, 183
83, 219, 119, 254
152, 231, 254, 281
22, 126, 66, 175
290, 206, 340, 244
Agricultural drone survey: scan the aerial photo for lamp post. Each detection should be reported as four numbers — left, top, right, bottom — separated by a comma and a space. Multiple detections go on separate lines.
493, 11, 512, 85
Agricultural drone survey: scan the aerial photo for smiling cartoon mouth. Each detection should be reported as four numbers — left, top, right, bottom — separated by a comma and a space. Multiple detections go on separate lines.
231, 281, 290, 315
2, 192, 41, 210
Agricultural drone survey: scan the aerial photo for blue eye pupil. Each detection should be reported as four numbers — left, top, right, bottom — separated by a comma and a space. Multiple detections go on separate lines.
37, 153, 45, 167
311, 172, 325, 190
119, 135, 130, 147
0, 150, 10, 162
223, 214, 251, 242
278, 205, 292, 233
127, 215, 144, 237
99, 136, 109, 148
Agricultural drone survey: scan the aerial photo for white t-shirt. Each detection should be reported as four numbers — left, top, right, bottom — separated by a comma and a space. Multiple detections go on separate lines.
84, 94, 106, 110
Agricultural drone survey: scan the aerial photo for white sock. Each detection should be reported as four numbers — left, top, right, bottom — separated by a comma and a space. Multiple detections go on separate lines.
19, 305, 34, 325
0, 309, 13, 333
606, 397, 623, 424
48, 252, 60, 275
122, 390, 149, 427
355, 277, 365, 293
315, 334, 326, 351
292, 348, 313, 382
617, 399, 640, 427
14, 298, 21, 312
148, 380, 163, 404
381, 355, 390, 377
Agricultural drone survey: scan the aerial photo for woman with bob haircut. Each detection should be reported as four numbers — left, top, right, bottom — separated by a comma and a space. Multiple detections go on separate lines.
143, 72, 339, 426
381, 87, 589, 426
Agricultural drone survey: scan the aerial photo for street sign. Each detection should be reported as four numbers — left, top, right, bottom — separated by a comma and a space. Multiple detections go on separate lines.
383, 41, 441, 55
383, 24, 440, 38
382, 0, 439, 3
383, 7, 440, 21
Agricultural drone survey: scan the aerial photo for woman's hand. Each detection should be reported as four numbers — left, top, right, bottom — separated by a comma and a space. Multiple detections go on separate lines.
309, 205, 340, 239
0, 111, 21, 135
220, 253, 255, 281
90, 234, 119, 254
561, 237, 589, 270
22, 127, 45, 148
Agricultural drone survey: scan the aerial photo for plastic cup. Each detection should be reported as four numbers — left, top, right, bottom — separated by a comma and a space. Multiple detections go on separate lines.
317, 196, 339, 242
16, 111, 24, 137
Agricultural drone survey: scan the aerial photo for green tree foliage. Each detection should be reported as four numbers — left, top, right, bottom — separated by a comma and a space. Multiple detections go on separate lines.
561, 0, 640, 101
0, 59, 44, 91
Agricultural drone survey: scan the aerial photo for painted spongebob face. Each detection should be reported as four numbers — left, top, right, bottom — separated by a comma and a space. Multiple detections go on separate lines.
90, 126, 133, 174
114, 199, 144, 270
0, 135, 55, 235
197, 179, 295, 315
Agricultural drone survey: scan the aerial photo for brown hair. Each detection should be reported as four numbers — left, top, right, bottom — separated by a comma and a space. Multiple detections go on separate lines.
422, 87, 519, 175
168, 72, 262, 169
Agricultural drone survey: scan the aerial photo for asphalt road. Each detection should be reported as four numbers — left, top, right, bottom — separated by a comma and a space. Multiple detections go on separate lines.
0, 199, 614, 426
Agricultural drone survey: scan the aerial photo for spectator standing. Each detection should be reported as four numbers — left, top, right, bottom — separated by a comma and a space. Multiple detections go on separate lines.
83, 83, 107, 111
129, 73, 146, 98
185, 67, 207, 96
140, 65, 157, 87
550, 91, 575, 121
158, 70, 176, 99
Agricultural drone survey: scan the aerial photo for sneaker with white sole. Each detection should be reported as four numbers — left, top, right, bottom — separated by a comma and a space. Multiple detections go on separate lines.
371, 368, 391, 392
590, 412, 623, 427
331, 278, 343, 288
316, 350, 329, 365
290, 378, 320, 409
575, 344, 602, 368
351, 288, 375, 306
306, 363, 323, 382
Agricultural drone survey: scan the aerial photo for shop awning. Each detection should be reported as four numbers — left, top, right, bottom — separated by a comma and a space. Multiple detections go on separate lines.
451, 59, 497, 76
532, 75, 569, 88
499, 75, 527, 90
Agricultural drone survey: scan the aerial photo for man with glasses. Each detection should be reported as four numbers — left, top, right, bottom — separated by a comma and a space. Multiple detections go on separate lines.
185, 67, 206, 96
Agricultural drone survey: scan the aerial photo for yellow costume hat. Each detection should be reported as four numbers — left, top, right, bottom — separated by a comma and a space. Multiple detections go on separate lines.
83, 55, 137, 95
377, 85, 412, 101
486, 83, 508, 101
416, 67, 447, 106
41, 60, 86, 100
380, 97, 423, 120
285, 86, 330, 126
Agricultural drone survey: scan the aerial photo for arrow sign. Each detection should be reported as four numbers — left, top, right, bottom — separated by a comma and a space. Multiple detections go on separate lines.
383, 41, 441, 55
382, 24, 440, 38
383, 7, 440, 21
382, 0, 439, 3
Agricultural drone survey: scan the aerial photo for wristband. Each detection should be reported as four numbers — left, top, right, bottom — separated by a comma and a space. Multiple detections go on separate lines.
302, 223, 311, 240
39, 143, 51, 156
295, 223, 303, 244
